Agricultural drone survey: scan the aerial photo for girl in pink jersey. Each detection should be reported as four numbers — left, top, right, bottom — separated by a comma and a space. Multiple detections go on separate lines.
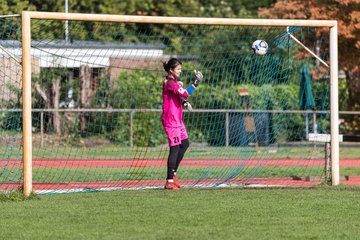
162, 58, 203, 190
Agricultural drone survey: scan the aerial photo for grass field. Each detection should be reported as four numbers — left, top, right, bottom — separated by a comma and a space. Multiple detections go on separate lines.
26, 145, 359, 159
1, 186, 360, 240
1, 142, 359, 163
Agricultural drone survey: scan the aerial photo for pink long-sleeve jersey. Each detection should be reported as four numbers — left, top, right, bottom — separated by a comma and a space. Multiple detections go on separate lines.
162, 74, 189, 128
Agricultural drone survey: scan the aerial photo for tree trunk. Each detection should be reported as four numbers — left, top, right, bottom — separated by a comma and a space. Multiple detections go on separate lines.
45, 81, 52, 132
52, 78, 61, 135
79, 65, 92, 137
344, 70, 360, 134
345, 70, 360, 110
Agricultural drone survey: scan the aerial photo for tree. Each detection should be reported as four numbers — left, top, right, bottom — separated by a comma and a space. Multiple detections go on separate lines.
0, 0, 35, 14
259, 0, 360, 112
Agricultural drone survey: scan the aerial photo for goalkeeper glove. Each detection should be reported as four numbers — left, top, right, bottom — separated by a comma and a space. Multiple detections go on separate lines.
193, 70, 203, 87
182, 99, 193, 112
187, 70, 203, 94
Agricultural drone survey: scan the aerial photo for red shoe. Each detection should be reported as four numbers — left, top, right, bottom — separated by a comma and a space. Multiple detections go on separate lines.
173, 174, 181, 189
164, 180, 180, 190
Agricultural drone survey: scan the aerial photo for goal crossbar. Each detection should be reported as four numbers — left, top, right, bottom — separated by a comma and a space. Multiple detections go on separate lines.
23, 11, 337, 27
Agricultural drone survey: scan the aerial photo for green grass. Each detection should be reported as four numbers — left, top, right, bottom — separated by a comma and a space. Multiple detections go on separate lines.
340, 167, 360, 176
29, 145, 359, 159
1, 186, 360, 239
28, 145, 359, 159
1, 144, 359, 160
0, 189, 38, 202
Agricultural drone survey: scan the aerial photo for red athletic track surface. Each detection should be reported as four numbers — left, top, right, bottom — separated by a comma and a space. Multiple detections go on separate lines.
1, 158, 360, 168
1, 158, 360, 192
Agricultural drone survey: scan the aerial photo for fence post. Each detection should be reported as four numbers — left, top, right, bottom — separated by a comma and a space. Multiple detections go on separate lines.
130, 110, 134, 147
306, 113, 309, 140
40, 111, 44, 147
225, 111, 229, 147
313, 112, 317, 134
325, 142, 331, 182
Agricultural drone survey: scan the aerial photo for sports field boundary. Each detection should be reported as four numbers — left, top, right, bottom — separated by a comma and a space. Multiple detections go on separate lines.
1, 158, 360, 168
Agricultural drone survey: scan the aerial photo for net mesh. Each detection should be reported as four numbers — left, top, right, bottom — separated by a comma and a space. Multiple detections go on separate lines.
0, 16, 23, 191
0, 16, 332, 193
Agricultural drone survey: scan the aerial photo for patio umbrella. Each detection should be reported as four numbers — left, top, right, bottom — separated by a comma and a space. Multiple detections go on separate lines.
299, 64, 315, 110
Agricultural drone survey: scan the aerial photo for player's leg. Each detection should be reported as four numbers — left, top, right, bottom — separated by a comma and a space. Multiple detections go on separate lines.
167, 145, 180, 180
175, 123, 189, 171
164, 127, 181, 190
173, 138, 189, 189
172, 124, 189, 188
175, 138, 189, 172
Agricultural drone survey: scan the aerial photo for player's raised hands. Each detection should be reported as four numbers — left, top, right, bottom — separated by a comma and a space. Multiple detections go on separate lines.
193, 70, 203, 87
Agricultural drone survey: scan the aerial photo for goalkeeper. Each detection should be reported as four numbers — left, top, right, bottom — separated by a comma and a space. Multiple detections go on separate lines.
161, 58, 203, 190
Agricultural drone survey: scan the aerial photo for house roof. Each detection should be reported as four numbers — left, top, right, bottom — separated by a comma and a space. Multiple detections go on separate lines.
1, 40, 166, 68
1, 40, 166, 50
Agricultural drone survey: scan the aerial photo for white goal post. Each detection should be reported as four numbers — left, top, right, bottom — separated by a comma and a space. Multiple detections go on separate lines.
21, 11, 339, 196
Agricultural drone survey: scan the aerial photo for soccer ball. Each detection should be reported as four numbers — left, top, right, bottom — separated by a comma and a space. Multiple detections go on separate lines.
252, 40, 268, 56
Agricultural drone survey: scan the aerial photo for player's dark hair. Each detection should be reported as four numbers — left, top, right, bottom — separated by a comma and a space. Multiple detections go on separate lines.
163, 58, 182, 73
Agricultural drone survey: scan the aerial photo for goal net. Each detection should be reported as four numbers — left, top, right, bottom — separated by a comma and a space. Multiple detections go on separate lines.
0, 12, 338, 194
